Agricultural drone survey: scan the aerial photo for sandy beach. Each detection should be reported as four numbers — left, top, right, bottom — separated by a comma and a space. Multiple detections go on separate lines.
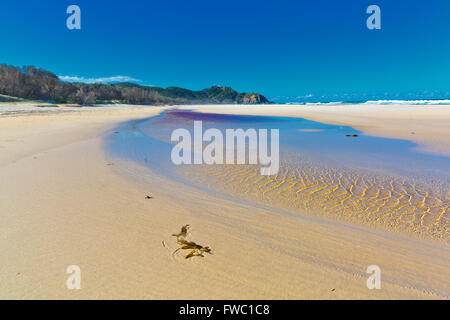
1, 104, 449, 299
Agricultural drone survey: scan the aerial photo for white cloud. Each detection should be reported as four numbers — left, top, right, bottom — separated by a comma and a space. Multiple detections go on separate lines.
58, 75, 142, 84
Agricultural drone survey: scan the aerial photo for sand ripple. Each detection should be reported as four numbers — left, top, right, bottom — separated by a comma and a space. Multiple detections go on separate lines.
180, 160, 449, 240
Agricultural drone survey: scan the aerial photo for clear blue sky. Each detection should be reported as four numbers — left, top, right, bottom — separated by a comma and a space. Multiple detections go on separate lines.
1, 0, 449, 101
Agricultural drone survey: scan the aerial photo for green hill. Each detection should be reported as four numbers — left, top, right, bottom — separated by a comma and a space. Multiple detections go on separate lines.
0, 64, 270, 105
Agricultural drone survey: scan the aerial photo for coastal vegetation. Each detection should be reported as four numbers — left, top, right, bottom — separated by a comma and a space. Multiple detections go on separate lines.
0, 64, 270, 105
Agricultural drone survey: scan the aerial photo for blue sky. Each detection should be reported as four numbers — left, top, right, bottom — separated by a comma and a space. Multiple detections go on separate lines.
1, 0, 449, 101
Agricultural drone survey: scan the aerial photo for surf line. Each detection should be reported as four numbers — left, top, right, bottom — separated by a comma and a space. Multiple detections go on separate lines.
171, 120, 279, 175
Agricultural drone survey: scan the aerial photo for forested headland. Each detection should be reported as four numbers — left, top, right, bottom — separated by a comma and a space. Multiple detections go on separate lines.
0, 64, 270, 105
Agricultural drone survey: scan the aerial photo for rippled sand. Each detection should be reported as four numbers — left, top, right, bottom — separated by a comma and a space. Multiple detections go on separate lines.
2, 108, 450, 299
180, 158, 449, 240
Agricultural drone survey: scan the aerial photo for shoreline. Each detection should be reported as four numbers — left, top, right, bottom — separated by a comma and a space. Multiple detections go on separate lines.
177, 104, 450, 157
3, 102, 450, 158
113, 110, 449, 241
1, 106, 449, 299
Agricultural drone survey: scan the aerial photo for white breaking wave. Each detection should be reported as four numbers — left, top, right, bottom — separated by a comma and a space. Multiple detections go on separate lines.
284, 99, 450, 106
285, 101, 347, 105
363, 99, 450, 105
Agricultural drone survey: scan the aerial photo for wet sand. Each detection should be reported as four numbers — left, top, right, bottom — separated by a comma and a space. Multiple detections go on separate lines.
127, 109, 449, 241
177, 104, 450, 157
181, 161, 449, 240
1, 105, 449, 299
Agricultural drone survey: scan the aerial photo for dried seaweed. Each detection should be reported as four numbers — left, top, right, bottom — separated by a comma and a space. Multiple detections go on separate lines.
172, 224, 189, 240
171, 225, 212, 259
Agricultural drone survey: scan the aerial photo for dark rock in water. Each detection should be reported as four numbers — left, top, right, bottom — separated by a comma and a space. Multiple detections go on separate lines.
352, 134, 358, 137
345, 134, 351, 137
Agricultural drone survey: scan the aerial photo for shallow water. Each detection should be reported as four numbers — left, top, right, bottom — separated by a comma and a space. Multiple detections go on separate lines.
105, 110, 450, 239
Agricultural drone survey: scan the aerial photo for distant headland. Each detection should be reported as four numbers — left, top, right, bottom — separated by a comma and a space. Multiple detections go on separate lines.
0, 64, 270, 106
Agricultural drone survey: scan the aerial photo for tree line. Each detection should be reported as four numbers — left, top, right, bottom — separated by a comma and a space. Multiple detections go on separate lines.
0, 64, 269, 105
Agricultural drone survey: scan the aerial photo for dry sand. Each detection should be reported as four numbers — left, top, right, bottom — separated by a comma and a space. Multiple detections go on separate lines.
0, 105, 449, 299
178, 104, 450, 156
